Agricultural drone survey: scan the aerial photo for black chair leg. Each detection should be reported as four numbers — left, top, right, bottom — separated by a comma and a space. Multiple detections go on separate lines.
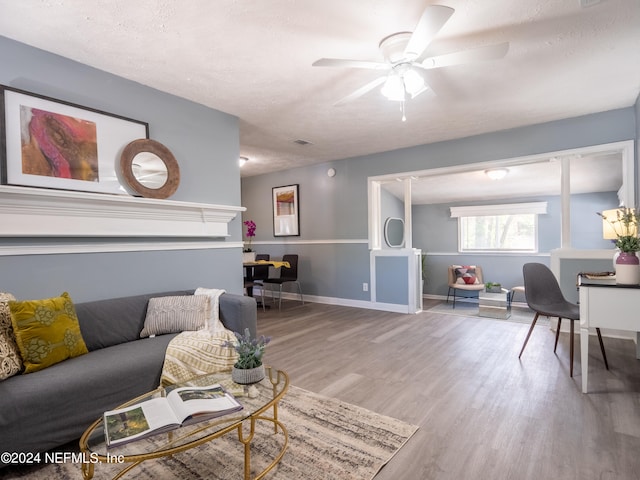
596, 327, 609, 370
554, 318, 562, 353
569, 319, 575, 377
447, 287, 457, 308
519, 312, 540, 358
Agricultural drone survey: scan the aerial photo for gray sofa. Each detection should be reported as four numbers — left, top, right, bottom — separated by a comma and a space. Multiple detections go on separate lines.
0, 289, 257, 457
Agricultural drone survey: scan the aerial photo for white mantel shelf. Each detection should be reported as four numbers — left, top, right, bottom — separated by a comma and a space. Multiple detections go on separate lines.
0, 185, 244, 238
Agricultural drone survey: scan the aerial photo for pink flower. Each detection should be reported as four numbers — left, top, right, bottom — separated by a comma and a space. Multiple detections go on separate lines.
244, 220, 256, 237
243, 220, 256, 251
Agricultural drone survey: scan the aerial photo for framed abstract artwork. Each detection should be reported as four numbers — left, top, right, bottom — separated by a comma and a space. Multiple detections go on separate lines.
0, 85, 148, 195
272, 184, 300, 236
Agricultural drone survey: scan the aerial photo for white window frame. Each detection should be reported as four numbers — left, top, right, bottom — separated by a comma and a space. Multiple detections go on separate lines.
450, 202, 547, 253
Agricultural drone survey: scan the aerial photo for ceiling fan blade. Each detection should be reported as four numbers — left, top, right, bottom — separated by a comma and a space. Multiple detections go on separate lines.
334, 76, 388, 106
312, 58, 391, 70
419, 42, 510, 69
404, 5, 455, 60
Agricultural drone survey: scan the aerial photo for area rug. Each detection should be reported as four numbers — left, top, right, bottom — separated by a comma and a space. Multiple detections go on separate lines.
4, 385, 418, 480
426, 301, 547, 326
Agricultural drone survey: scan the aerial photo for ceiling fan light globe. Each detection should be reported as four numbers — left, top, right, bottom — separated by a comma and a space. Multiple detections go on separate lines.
403, 69, 425, 96
381, 75, 405, 101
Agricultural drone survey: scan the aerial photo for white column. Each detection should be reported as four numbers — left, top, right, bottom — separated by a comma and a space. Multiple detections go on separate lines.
404, 178, 412, 249
561, 157, 571, 248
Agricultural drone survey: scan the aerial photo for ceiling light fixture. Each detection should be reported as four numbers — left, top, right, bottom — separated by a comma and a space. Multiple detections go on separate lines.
380, 64, 426, 122
239, 156, 249, 167
381, 74, 405, 102
485, 168, 508, 180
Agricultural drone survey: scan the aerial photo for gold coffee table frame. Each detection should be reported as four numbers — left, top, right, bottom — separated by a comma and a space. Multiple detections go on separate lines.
79, 367, 289, 480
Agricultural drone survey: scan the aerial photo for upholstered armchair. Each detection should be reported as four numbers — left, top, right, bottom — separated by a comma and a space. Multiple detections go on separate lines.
446, 265, 485, 308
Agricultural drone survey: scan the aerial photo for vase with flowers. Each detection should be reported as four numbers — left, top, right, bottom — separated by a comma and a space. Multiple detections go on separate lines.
224, 328, 271, 384
243, 220, 256, 263
597, 207, 640, 285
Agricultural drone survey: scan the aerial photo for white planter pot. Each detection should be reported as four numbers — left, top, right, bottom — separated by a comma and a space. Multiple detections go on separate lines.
616, 252, 640, 285
231, 365, 265, 385
243, 251, 256, 263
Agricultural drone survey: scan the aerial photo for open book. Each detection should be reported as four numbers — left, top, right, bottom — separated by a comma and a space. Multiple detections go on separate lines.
104, 384, 243, 447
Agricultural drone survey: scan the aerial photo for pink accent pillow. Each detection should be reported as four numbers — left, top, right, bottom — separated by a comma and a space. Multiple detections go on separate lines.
455, 266, 478, 285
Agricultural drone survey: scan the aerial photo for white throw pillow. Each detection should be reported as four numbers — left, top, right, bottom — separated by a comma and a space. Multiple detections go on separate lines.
194, 287, 226, 333
140, 295, 209, 338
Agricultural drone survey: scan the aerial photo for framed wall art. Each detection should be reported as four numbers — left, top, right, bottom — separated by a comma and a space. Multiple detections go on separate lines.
0, 85, 148, 195
272, 184, 300, 236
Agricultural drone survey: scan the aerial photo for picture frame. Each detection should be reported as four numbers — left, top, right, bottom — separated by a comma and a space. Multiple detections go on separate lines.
0, 85, 149, 195
272, 184, 300, 237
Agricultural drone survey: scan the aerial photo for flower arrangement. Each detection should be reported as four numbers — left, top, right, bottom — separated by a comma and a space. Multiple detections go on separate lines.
243, 220, 256, 252
597, 208, 640, 253
224, 328, 271, 370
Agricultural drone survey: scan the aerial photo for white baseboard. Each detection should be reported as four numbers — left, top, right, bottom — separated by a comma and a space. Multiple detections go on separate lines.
253, 287, 417, 313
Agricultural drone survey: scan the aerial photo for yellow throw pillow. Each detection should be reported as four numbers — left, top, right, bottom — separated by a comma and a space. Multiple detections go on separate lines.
9, 292, 88, 373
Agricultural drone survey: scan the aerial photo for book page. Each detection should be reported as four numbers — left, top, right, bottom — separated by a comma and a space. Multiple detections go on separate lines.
167, 384, 242, 423
104, 397, 181, 446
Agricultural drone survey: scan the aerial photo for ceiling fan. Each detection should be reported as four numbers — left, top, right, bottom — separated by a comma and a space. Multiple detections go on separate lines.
312, 5, 509, 120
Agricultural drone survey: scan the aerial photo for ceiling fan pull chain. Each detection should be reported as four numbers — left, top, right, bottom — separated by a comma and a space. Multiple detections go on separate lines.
401, 100, 407, 122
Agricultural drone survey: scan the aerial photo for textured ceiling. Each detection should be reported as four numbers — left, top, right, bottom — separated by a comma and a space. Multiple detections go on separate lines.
0, 0, 638, 180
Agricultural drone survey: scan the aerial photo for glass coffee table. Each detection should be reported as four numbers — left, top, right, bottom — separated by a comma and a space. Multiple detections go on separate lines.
79, 367, 289, 480
478, 288, 511, 319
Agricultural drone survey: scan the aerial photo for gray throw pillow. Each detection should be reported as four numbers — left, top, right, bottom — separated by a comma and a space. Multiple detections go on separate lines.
140, 295, 209, 338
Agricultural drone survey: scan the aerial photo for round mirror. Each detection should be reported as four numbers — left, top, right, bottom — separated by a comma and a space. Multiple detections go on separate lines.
131, 152, 168, 189
384, 217, 405, 248
120, 139, 179, 199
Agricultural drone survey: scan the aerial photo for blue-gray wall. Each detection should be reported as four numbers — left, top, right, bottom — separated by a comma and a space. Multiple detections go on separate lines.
241, 107, 637, 305
381, 187, 404, 248
0, 36, 244, 301
375, 256, 408, 304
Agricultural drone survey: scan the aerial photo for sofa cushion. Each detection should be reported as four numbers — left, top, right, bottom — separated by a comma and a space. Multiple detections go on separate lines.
0, 292, 22, 380
140, 295, 209, 338
9, 292, 88, 373
75, 290, 194, 351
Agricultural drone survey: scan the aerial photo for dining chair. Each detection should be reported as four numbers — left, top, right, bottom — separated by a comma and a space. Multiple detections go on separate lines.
518, 262, 609, 377
244, 253, 270, 311
262, 254, 304, 311
252, 254, 270, 284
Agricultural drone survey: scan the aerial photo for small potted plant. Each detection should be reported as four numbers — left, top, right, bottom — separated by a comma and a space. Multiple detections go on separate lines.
224, 328, 271, 384
242, 220, 256, 262
485, 282, 502, 293
598, 207, 640, 284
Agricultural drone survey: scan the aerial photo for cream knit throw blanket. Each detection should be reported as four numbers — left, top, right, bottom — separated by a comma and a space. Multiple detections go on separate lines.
160, 289, 238, 386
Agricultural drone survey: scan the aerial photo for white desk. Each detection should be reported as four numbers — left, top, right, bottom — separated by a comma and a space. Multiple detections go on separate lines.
579, 284, 640, 393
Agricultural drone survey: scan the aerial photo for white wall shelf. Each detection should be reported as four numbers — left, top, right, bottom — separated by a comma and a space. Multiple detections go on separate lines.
0, 185, 244, 239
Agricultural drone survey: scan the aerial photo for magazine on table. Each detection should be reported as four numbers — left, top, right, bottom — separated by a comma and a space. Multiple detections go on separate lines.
104, 384, 243, 447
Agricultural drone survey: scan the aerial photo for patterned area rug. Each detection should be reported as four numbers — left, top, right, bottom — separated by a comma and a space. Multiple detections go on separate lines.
426, 301, 548, 326
4, 386, 418, 480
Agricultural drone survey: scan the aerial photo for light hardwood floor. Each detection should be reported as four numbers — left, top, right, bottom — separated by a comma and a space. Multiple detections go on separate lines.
258, 299, 640, 480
